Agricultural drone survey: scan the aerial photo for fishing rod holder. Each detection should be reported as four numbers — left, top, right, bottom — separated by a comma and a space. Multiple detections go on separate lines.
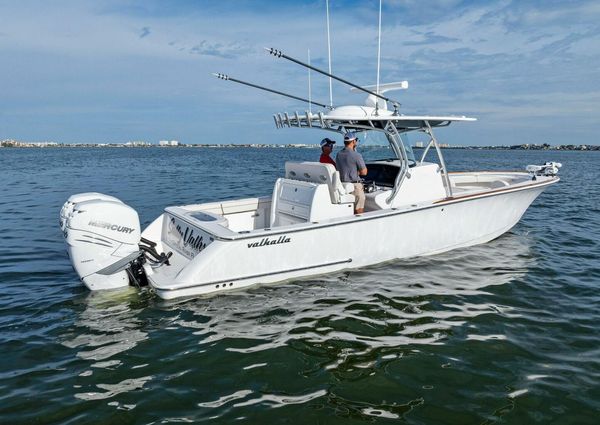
265, 47, 401, 108
213, 71, 331, 110
214, 73, 230, 81
273, 111, 331, 129
267, 48, 283, 58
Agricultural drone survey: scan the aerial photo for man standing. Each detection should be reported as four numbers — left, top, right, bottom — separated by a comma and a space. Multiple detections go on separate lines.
336, 132, 368, 214
319, 138, 336, 167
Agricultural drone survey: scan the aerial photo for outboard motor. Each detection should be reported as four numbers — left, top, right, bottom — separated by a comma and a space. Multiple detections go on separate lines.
526, 162, 562, 179
61, 193, 143, 290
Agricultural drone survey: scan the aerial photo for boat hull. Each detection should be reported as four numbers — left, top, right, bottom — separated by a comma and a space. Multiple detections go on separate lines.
148, 181, 553, 299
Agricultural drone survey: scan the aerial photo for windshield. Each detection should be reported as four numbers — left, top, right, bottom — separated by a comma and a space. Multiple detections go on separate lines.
354, 130, 395, 162
342, 129, 417, 165
397, 132, 417, 164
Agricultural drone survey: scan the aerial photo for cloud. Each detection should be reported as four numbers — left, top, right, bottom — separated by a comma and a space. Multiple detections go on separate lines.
0, 0, 598, 145
404, 31, 460, 46
187, 40, 252, 59
139, 26, 151, 38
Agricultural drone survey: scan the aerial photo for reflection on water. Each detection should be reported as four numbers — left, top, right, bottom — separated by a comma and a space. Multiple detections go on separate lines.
169, 232, 534, 345
75, 376, 153, 401
63, 289, 148, 362
62, 289, 152, 401
155, 232, 535, 417
2, 148, 598, 423
60, 232, 534, 409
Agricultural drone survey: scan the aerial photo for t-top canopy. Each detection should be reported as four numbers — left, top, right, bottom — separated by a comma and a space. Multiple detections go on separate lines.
274, 105, 476, 133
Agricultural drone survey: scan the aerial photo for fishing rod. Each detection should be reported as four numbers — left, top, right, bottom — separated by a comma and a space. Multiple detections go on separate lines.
213, 73, 332, 110
265, 47, 401, 110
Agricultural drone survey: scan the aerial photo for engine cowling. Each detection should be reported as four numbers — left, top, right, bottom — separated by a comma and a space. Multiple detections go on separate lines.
61, 193, 141, 290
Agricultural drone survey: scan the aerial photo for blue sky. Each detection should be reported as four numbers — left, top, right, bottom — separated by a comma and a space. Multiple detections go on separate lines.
1, 0, 598, 145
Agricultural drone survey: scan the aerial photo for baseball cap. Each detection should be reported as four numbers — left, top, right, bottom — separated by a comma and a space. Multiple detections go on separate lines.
320, 138, 336, 147
344, 132, 357, 142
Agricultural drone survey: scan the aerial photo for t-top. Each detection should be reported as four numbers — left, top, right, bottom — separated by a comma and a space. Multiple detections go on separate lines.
336, 147, 366, 182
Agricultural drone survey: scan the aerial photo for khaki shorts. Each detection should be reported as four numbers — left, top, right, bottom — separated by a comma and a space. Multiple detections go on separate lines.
353, 183, 365, 210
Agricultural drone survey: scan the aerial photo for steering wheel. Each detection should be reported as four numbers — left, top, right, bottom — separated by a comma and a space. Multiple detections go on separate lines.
362, 179, 376, 193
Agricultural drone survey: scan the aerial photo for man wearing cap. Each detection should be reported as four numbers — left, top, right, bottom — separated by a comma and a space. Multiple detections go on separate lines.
319, 138, 336, 168
336, 132, 368, 214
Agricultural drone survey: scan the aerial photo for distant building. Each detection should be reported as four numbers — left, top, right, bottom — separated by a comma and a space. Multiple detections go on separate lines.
414, 141, 424, 148
159, 140, 179, 146
125, 140, 148, 147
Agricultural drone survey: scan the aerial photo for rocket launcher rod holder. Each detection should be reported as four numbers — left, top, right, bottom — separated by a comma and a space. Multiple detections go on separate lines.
265, 47, 401, 110
213, 73, 332, 110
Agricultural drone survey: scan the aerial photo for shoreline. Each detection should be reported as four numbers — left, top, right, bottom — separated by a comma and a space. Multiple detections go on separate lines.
1, 142, 597, 151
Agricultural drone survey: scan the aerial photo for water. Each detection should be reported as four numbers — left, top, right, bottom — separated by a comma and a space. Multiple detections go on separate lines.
0, 147, 598, 424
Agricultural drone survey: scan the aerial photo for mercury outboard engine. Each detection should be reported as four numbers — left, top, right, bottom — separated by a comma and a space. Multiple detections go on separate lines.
60, 193, 158, 291
526, 162, 562, 179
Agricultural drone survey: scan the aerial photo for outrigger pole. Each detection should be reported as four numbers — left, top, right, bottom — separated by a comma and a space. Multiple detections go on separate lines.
213, 73, 332, 110
265, 47, 401, 111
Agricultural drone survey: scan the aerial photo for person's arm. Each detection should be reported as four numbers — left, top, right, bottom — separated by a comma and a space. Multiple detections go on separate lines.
357, 154, 368, 176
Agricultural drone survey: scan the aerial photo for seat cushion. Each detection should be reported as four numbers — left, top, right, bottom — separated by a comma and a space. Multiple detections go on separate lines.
342, 182, 355, 194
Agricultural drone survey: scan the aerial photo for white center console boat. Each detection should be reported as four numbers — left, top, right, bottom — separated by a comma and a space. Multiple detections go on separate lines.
60, 51, 561, 300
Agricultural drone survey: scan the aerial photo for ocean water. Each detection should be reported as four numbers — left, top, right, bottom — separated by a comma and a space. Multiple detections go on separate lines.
0, 147, 598, 424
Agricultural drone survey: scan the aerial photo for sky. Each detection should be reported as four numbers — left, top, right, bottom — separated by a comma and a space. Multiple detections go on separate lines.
0, 0, 599, 146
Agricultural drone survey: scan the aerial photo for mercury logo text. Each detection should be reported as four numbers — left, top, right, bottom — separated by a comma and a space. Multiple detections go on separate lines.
88, 220, 136, 234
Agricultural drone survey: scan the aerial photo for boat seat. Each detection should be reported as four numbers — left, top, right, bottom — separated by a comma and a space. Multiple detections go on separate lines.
285, 162, 355, 204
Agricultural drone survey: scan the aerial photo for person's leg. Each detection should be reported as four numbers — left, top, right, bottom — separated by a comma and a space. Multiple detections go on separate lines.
353, 183, 365, 214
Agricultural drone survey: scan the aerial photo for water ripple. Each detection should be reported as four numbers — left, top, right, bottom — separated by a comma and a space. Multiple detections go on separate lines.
0, 149, 598, 423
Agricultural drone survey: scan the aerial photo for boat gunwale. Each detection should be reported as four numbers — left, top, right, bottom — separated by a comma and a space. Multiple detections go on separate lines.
152, 175, 558, 294
167, 174, 559, 242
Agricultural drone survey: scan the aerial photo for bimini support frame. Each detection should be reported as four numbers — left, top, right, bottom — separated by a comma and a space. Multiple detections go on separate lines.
383, 121, 410, 205
271, 111, 415, 205
270, 110, 467, 201
422, 121, 453, 198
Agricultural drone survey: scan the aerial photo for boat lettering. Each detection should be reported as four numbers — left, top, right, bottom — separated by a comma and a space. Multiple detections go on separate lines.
247, 236, 291, 248
88, 220, 135, 234
170, 217, 207, 253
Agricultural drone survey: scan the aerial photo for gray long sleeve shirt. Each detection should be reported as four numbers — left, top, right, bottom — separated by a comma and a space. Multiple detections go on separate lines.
336, 147, 366, 182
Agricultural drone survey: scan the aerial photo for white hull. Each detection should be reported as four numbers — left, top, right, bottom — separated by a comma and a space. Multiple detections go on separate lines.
143, 177, 554, 299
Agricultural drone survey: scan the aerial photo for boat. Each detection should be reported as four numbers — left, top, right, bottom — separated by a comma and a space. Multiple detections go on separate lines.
59, 48, 561, 300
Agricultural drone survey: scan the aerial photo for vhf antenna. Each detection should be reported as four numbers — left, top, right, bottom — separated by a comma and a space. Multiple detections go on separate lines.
265, 47, 401, 111
325, 0, 333, 108
307, 49, 312, 113
376, 0, 382, 96
213, 73, 332, 110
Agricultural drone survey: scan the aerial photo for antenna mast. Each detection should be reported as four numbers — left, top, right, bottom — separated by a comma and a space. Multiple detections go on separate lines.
308, 49, 312, 113
266, 47, 401, 109
326, 0, 333, 108
376, 0, 382, 96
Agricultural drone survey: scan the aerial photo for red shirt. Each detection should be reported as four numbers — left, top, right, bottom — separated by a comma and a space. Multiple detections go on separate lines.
320, 154, 336, 168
